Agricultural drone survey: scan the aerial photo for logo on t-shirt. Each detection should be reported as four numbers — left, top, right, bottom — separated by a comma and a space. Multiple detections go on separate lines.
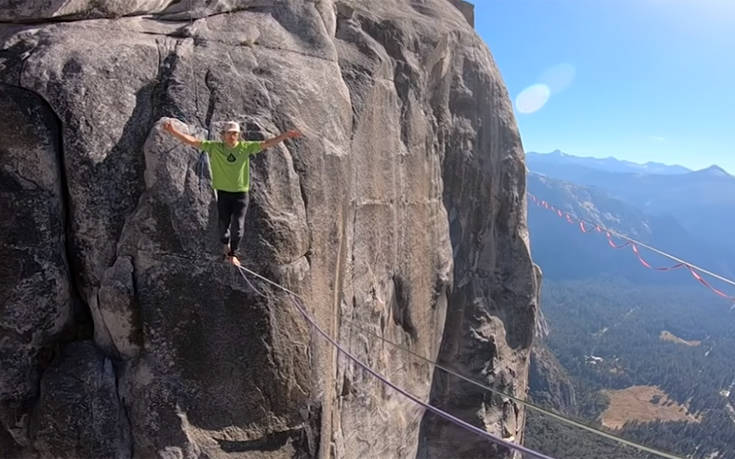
227, 153, 236, 163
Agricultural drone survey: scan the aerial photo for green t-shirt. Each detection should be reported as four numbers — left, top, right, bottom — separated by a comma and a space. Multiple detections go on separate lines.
200, 140, 263, 192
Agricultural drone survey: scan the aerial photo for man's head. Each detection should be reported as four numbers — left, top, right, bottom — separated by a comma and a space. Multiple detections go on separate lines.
222, 121, 240, 147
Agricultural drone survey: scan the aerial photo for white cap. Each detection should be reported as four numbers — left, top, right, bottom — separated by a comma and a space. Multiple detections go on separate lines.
223, 121, 241, 133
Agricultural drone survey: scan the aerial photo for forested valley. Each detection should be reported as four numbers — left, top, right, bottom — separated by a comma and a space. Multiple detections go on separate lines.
525, 280, 735, 458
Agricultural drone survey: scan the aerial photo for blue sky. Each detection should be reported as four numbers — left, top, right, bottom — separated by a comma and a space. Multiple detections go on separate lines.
474, 1, 735, 174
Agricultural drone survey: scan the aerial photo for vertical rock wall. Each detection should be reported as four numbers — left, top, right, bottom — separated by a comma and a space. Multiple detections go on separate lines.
416, 12, 539, 457
0, 85, 75, 457
0, 1, 538, 458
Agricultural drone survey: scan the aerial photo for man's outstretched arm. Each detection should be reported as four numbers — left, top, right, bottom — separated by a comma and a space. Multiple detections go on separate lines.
260, 129, 302, 150
163, 120, 202, 148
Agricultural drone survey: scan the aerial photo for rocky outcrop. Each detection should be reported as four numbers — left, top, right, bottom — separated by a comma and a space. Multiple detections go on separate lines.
529, 344, 577, 415
448, 0, 475, 27
0, 1, 537, 458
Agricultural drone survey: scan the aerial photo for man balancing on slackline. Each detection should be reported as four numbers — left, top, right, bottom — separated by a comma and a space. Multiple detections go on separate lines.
163, 119, 302, 266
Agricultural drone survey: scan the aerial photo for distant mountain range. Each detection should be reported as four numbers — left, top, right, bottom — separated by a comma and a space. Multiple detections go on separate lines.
526, 151, 735, 284
527, 150, 693, 176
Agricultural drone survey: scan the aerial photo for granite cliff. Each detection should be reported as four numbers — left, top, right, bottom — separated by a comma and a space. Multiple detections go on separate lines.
0, 1, 538, 457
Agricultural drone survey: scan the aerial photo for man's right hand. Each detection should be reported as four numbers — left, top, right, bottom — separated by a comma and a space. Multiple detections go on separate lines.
161, 119, 202, 148
163, 120, 176, 134
285, 129, 303, 139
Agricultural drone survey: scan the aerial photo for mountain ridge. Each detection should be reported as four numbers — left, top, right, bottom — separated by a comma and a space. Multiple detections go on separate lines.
527, 151, 735, 267
528, 150, 693, 176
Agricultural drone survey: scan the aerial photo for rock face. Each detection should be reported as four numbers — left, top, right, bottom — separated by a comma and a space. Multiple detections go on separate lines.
0, 84, 74, 456
529, 344, 577, 415
416, 16, 538, 457
0, 0, 172, 21
0, 1, 537, 458
30, 341, 130, 459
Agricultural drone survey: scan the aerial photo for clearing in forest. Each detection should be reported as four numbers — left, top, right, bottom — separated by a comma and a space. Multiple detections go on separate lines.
600, 385, 701, 430
659, 330, 701, 347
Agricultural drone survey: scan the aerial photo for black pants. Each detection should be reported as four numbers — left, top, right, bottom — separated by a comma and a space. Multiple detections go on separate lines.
216, 190, 249, 257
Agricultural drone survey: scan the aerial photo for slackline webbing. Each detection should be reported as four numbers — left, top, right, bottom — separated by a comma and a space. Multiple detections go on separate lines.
235, 265, 554, 459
